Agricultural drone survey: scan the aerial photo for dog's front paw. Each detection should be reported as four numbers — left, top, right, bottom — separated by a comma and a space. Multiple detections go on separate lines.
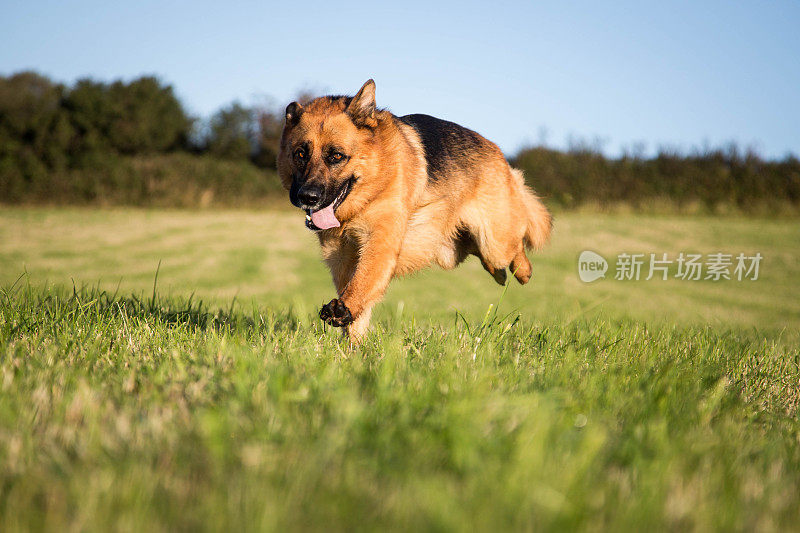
319, 298, 354, 327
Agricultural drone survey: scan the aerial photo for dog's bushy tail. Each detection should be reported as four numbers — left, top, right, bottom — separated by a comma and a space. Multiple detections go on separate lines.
511, 168, 552, 250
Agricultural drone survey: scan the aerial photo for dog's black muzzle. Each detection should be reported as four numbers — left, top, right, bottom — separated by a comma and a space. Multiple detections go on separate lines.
291, 180, 325, 210
290, 177, 320, 210
290, 175, 355, 212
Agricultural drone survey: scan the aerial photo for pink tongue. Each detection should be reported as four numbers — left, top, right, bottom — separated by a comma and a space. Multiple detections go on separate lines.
310, 205, 340, 230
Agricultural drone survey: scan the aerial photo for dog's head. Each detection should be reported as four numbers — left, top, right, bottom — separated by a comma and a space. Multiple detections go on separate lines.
278, 79, 380, 231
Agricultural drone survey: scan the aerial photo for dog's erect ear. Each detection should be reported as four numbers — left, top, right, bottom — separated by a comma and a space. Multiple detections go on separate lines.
285, 102, 303, 125
346, 79, 377, 127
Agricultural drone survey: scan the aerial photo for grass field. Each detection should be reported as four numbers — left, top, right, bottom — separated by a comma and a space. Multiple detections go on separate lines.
1, 207, 799, 530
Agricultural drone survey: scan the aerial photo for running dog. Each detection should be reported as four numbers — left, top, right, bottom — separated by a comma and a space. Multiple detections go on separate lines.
278, 80, 551, 341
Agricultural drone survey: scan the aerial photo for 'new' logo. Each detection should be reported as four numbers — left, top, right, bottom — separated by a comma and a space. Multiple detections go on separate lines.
578, 251, 608, 282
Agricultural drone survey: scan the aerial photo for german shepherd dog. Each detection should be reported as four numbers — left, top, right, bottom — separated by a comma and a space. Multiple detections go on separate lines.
278, 80, 551, 341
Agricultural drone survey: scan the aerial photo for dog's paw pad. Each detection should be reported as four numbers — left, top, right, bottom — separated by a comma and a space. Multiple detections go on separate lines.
319, 298, 354, 327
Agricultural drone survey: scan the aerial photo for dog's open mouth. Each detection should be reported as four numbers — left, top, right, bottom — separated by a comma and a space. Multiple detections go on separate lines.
305, 178, 354, 231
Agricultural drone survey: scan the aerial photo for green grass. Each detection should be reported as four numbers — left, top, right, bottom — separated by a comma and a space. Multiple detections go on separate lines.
1, 207, 799, 531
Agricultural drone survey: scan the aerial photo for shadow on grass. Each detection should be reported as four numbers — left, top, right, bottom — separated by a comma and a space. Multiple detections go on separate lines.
0, 274, 302, 338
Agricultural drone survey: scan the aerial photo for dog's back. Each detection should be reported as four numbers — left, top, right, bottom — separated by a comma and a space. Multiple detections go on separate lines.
399, 114, 499, 184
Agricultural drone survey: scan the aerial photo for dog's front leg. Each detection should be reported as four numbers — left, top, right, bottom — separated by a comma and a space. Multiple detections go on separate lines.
319, 217, 404, 341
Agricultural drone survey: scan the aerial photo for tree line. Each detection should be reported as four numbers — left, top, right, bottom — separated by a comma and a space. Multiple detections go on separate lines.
1, 71, 798, 211
511, 144, 800, 211
0, 71, 287, 204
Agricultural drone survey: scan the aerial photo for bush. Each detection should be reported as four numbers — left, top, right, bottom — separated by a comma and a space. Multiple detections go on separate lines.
5, 153, 283, 207
512, 145, 800, 212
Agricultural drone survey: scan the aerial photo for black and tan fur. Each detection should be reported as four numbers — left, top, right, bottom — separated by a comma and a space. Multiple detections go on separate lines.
278, 80, 551, 341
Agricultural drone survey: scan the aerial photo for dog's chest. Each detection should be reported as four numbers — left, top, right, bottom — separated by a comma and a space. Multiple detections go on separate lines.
395, 201, 459, 275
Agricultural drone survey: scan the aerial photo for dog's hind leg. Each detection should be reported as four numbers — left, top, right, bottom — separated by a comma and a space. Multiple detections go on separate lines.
468, 223, 514, 285
453, 228, 507, 285
467, 167, 549, 286
510, 246, 532, 284
459, 204, 520, 286
478, 255, 507, 285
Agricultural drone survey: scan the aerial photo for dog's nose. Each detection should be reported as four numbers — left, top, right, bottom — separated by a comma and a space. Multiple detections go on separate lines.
298, 184, 324, 207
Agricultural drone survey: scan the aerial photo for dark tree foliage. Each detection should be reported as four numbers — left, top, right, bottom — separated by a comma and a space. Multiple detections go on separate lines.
107, 77, 190, 153
64, 76, 189, 154
252, 107, 282, 169
65, 79, 115, 155
0, 72, 75, 199
204, 102, 254, 160
200, 90, 319, 169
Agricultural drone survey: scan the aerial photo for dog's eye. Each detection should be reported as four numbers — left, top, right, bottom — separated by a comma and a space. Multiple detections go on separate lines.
294, 148, 307, 161
328, 152, 345, 164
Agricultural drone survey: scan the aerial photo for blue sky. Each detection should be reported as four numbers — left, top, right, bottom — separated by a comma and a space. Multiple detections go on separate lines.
2, 0, 798, 157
